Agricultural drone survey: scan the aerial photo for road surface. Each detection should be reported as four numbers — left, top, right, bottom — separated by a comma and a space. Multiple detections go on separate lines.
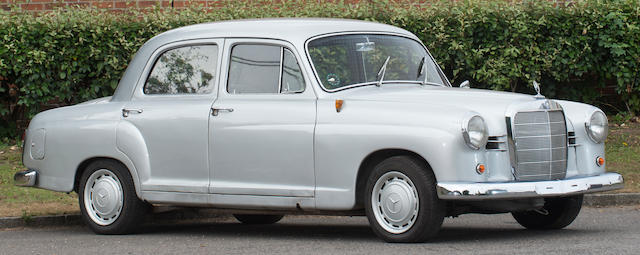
1, 206, 638, 255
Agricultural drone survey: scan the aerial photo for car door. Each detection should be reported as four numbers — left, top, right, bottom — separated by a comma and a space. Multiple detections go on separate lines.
209, 39, 316, 197
119, 39, 223, 193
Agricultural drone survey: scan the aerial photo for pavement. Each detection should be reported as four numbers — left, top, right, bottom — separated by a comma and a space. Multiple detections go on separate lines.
2, 192, 638, 229
0, 206, 638, 255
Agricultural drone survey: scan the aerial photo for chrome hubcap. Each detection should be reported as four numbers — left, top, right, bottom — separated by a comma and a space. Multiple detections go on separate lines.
83, 169, 123, 226
371, 171, 419, 234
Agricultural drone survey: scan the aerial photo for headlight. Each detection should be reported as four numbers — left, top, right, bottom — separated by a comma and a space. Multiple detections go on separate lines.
462, 115, 488, 150
585, 111, 608, 143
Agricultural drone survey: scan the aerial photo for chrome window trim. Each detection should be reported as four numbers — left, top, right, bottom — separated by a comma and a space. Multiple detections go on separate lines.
225, 41, 307, 95
304, 31, 452, 93
277, 47, 284, 94
281, 48, 306, 94
137, 40, 222, 98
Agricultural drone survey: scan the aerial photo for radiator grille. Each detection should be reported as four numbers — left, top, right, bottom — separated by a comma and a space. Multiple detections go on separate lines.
512, 110, 567, 181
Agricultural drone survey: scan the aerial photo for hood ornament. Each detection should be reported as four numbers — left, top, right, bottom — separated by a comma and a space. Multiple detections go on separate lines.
532, 81, 545, 99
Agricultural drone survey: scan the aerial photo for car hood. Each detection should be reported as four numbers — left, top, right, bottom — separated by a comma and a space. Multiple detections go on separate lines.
334, 85, 546, 135
339, 85, 538, 115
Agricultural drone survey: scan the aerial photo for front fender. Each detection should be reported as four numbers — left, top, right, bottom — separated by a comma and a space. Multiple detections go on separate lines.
314, 99, 487, 210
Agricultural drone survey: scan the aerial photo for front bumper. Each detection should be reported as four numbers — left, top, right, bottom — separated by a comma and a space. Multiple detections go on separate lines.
14, 169, 37, 187
437, 172, 624, 200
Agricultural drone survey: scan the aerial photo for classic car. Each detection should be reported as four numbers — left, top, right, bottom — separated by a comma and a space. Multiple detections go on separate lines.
15, 18, 623, 243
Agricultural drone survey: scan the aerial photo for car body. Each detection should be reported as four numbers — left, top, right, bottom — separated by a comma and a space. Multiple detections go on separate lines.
15, 18, 623, 242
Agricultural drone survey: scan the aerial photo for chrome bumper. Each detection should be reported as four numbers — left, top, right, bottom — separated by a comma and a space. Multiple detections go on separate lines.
14, 169, 37, 187
437, 172, 624, 200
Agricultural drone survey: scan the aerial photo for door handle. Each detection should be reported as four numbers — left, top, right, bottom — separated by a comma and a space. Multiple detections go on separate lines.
211, 107, 234, 116
122, 108, 143, 117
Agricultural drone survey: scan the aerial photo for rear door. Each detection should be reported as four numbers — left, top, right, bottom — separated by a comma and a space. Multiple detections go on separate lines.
120, 39, 223, 193
209, 39, 316, 197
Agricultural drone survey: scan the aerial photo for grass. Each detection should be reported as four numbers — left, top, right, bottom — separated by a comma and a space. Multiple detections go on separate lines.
0, 143, 78, 217
605, 122, 640, 193
0, 122, 638, 217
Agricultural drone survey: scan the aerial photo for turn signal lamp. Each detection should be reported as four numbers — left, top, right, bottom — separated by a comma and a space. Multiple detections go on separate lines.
335, 99, 344, 112
476, 164, 486, 174
596, 156, 605, 167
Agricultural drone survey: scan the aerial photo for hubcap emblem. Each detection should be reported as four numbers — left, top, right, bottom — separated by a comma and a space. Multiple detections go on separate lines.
386, 194, 402, 213
96, 190, 109, 207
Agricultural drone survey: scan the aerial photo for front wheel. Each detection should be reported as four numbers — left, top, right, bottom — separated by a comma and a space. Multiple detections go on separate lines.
364, 156, 445, 243
512, 195, 583, 230
79, 160, 149, 234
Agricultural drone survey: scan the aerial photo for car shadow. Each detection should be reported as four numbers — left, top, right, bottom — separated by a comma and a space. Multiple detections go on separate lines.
127, 218, 601, 243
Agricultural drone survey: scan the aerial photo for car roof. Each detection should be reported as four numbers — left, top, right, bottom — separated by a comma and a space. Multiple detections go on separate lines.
154, 18, 415, 43
112, 18, 418, 101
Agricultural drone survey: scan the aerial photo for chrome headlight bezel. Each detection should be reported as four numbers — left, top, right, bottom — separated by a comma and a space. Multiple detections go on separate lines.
585, 110, 608, 144
462, 114, 488, 150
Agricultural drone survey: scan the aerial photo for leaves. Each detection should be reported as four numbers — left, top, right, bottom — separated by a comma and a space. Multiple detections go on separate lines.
0, 0, 638, 139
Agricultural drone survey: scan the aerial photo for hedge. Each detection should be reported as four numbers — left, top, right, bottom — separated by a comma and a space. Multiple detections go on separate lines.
0, 0, 639, 138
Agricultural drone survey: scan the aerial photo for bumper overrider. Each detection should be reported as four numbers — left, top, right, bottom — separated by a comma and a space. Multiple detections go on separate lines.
437, 172, 623, 200
14, 169, 37, 187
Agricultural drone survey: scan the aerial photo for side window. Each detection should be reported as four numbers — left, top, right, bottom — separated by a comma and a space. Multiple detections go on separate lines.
227, 44, 305, 94
281, 49, 305, 93
144, 45, 218, 95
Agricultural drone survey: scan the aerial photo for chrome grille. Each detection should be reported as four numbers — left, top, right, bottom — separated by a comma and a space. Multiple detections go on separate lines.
512, 110, 567, 181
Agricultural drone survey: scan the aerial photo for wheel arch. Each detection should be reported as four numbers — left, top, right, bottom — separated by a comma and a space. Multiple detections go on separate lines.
355, 149, 435, 208
73, 157, 142, 199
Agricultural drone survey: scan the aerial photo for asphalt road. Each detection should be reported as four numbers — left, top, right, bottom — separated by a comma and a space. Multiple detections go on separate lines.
1, 206, 638, 255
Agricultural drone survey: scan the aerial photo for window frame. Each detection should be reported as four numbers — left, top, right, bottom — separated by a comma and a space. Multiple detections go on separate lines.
304, 32, 452, 93
280, 48, 306, 94
133, 39, 224, 100
226, 42, 306, 95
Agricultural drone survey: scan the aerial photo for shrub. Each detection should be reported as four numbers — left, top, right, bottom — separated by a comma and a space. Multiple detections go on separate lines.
0, 0, 638, 138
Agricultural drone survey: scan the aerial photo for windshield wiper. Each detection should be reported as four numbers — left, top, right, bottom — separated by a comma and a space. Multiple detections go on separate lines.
416, 56, 425, 79
376, 56, 391, 87
416, 56, 428, 86
416, 56, 427, 86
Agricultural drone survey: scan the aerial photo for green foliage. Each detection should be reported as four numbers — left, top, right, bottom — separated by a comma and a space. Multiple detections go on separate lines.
0, 0, 639, 138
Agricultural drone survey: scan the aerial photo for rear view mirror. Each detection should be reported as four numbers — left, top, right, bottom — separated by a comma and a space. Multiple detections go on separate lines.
356, 42, 375, 52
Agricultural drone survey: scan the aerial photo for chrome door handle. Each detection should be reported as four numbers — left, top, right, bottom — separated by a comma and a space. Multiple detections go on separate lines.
211, 107, 234, 116
122, 108, 143, 117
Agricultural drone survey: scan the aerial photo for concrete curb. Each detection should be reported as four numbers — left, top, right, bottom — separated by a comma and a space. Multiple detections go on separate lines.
0, 214, 82, 229
1, 193, 638, 229
0, 208, 232, 229
583, 193, 640, 207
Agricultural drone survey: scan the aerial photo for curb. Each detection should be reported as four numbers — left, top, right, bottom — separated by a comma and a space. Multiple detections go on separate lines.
0, 208, 232, 229
1, 193, 638, 229
583, 193, 640, 207
0, 214, 82, 229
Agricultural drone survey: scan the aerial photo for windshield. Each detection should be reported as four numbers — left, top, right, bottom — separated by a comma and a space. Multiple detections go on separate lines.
308, 34, 445, 91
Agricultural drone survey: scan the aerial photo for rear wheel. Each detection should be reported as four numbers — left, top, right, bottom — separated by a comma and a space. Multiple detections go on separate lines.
79, 160, 149, 234
233, 214, 284, 224
364, 156, 445, 243
512, 195, 583, 230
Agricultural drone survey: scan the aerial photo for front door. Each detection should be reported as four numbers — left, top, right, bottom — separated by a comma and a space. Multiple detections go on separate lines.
120, 40, 223, 193
209, 39, 316, 197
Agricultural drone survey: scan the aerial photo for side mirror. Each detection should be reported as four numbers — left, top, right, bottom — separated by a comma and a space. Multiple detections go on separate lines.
460, 80, 470, 89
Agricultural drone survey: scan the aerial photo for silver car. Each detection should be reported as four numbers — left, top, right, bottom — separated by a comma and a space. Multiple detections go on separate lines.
15, 18, 623, 242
